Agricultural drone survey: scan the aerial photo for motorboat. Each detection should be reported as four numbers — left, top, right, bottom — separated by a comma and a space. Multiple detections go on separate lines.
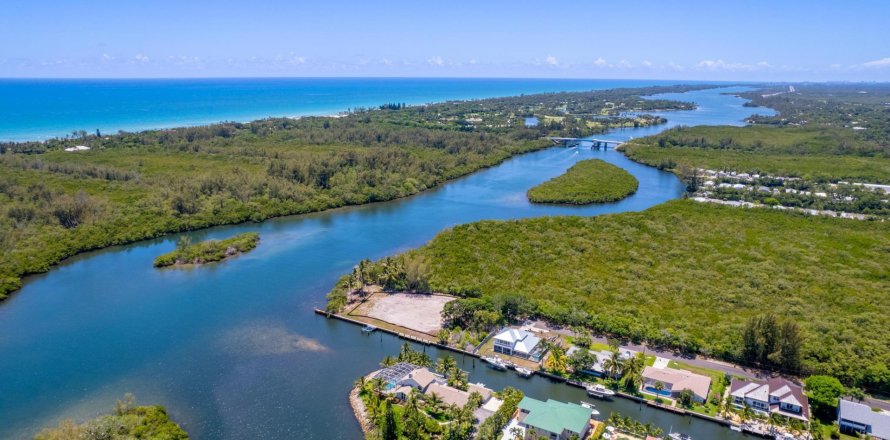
515, 367, 534, 378
361, 324, 377, 333
585, 383, 616, 399
482, 356, 507, 370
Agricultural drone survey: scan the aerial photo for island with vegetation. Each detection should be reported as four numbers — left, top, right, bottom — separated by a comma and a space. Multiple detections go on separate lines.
34, 394, 189, 440
153, 232, 259, 267
527, 159, 638, 204
0, 85, 705, 300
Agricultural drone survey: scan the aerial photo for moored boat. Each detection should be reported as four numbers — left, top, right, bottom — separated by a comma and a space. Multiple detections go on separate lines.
481, 356, 508, 370
515, 367, 534, 378
668, 433, 692, 440
361, 324, 377, 333
585, 383, 616, 399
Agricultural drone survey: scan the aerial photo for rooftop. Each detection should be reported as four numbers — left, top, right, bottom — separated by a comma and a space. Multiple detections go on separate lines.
642, 366, 711, 399
839, 399, 890, 439
518, 396, 592, 435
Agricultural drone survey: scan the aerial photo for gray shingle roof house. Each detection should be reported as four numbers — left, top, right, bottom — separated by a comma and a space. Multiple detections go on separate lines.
729, 377, 810, 421
838, 399, 890, 439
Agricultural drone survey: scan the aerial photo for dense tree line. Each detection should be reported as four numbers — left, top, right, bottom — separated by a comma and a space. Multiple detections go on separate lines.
741, 314, 803, 374
340, 201, 890, 393
1, 85, 700, 300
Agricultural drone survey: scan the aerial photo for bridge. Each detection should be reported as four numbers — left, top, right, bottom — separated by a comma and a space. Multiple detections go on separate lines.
548, 137, 624, 149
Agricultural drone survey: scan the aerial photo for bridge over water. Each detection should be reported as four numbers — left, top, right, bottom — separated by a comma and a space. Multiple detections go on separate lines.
548, 137, 624, 149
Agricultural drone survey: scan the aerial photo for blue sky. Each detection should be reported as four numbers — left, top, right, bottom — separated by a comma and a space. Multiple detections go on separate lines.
2, 0, 889, 80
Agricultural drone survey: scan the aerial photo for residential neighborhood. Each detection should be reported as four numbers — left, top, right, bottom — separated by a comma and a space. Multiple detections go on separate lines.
336, 296, 885, 440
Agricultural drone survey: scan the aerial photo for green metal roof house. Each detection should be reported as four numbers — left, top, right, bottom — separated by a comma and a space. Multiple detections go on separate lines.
517, 396, 593, 440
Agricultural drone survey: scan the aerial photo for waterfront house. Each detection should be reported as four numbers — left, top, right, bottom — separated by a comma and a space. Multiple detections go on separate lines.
370, 362, 497, 411
729, 377, 810, 422
515, 396, 594, 440
565, 346, 637, 377
493, 328, 541, 358
641, 366, 711, 402
837, 399, 890, 439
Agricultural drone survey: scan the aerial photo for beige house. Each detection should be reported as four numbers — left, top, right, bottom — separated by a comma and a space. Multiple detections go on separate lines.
641, 366, 711, 402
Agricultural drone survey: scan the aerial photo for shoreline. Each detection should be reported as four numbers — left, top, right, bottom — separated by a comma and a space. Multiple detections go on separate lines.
1, 85, 711, 301
319, 308, 745, 433
349, 386, 374, 436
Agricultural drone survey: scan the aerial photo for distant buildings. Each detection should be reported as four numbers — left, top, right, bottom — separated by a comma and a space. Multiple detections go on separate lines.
515, 396, 594, 440
838, 399, 890, 439
729, 377, 810, 422
493, 328, 542, 359
641, 366, 711, 402
63, 145, 91, 152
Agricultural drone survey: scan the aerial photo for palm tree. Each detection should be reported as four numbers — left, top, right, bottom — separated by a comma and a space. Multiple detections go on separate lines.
545, 342, 568, 374
620, 352, 646, 391
437, 355, 458, 378
425, 391, 443, 413
741, 402, 754, 425
354, 375, 366, 391
602, 349, 623, 380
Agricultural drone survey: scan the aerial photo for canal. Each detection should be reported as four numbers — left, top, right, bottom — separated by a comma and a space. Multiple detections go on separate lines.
0, 87, 773, 439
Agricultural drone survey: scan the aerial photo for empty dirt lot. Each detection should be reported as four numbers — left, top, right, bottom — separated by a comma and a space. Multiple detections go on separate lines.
352, 292, 455, 335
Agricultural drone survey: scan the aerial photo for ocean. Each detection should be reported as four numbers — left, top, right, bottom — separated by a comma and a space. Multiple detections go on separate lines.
0, 77, 720, 142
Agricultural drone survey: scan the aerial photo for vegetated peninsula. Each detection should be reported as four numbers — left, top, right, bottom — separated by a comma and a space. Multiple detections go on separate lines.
34, 394, 188, 440
527, 159, 638, 204
333, 199, 890, 394
0, 85, 705, 300
154, 232, 259, 267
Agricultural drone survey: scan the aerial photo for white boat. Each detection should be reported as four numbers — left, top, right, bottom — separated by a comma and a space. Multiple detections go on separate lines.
585, 383, 616, 399
482, 356, 507, 370
730, 425, 742, 432
515, 367, 534, 378
668, 433, 693, 440
360, 324, 376, 333
579, 401, 600, 415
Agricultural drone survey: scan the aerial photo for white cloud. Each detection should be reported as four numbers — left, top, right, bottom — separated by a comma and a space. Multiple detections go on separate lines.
696, 59, 772, 72
617, 59, 632, 68
667, 61, 684, 71
641, 60, 653, 68
545, 55, 558, 66
133, 54, 150, 63
861, 57, 890, 68
593, 57, 608, 67
427, 56, 445, 66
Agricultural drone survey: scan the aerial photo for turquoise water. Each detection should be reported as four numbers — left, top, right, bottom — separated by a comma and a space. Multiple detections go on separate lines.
0, 86, 774, 439
0, 78, 722, 142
